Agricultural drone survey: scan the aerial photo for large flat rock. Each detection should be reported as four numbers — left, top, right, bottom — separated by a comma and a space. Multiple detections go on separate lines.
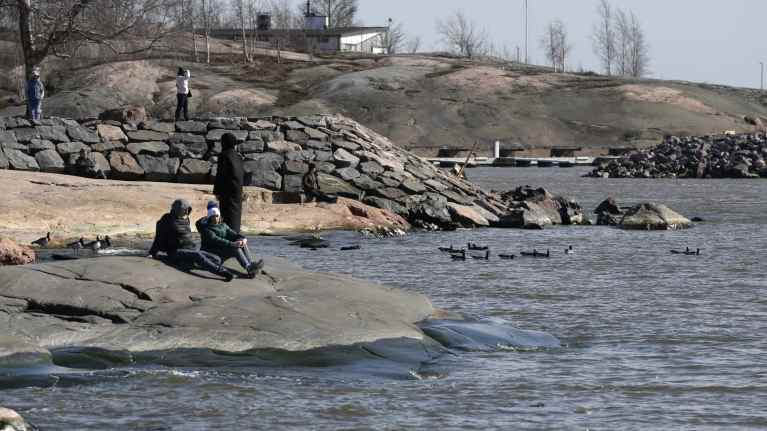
0, 256, 434, 362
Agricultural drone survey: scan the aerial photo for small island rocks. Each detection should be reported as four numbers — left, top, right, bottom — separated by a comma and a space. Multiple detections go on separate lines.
590, 133, 767, 179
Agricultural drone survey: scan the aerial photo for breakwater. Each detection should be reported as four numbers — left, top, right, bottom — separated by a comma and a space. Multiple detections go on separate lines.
589, 133, 767, 179
0, 114, 584, 230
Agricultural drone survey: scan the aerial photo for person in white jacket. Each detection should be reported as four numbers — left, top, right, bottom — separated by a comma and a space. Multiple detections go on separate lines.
175, 67, 191, 121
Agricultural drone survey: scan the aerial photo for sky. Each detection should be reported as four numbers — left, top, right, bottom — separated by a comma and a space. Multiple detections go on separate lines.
356, 0, 767, 89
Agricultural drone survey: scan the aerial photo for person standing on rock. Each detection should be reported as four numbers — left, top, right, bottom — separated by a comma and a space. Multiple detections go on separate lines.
148, 199, 235, 282
26, 67, 45, 120
175, 67, 191, 121
196, 204, 264, 278
214, 133, 245, 233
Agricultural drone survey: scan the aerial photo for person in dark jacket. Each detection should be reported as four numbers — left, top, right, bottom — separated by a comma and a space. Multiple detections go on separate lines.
301, 163, 337, 204
26, 68, 45, 120
214, 133, 245, 233
148, 199, 235, 282
196, 205, 263, 278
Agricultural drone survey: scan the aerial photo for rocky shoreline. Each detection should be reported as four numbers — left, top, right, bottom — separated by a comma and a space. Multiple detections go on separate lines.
589, 133, 767, 179
0, 113, 586, 231
0, 170, 408, 245
0, 256, 560, 374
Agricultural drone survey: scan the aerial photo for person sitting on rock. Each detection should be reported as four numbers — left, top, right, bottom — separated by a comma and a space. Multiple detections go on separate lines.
148, 199, 235, 282
196, 203, 263, 279
74, 149, 106, 179
301, 163, 337, 204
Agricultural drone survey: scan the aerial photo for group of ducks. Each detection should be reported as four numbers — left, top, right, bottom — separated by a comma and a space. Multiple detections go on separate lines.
31, 232, 112, 256
438, 243, 575, 261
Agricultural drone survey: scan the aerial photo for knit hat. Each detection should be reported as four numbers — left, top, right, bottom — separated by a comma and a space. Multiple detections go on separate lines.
208, 206, 221, 218
207, 200, 219, 210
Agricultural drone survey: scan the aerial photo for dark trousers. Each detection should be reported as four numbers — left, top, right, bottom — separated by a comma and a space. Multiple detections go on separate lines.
175, 93, 189, 121
307, 190, 338, 204
218, 246, 255, 272
219, 194, 243, 234
171, 249, 226, 275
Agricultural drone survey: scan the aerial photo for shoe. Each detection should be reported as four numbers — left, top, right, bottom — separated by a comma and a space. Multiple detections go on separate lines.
247, 259, 264, 278
222, 271, 234, 282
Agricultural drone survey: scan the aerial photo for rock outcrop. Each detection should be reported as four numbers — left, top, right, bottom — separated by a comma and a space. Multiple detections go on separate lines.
0, 170, 409, 244
0, 114, 584, 231
618, 203, 691, 230
0, 407, 34, 431
0, 238, 35, 266
0, 256, 436, 366
589, 133, 767, 179
593, 198, 690, 230
495, 186, 589, 229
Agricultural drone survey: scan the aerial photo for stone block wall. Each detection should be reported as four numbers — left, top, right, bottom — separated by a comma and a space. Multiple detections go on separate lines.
0, 114, 518, 229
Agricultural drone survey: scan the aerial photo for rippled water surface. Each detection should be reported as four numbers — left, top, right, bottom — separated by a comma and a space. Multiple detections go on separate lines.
4, 167, 767, 430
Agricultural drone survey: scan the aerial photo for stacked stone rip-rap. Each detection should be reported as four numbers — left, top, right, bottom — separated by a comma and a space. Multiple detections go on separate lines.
0, 114, 583, 229
589, 133, 767, 179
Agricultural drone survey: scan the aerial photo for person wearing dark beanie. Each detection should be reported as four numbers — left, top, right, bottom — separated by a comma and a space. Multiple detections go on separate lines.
214, 133, 245, 233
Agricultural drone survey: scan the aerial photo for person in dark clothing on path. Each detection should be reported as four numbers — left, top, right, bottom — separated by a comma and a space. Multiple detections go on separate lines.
148, 199, 235, 282
301, 163, 337, 204
196, 204, 263, 278
214, 133, 245, 233
175, 67, 191, 121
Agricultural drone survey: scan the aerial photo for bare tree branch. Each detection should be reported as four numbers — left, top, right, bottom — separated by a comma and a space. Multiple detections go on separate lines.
540, 19, 571, 72
380, 18, 404, 54
436, 10, 488, 58
592, 0, 615, 75
405, 35, 421, 54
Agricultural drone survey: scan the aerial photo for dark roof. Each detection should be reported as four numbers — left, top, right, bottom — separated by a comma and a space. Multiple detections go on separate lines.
210, 26, 386, 38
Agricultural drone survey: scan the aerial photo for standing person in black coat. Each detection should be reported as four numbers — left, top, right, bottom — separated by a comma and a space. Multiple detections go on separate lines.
214, 133, 245, 233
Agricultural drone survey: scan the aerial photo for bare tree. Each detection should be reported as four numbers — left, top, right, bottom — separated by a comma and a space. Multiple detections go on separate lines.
406, 35, 421, 54
592, 0, 615, 75
12, 0, 176, 81
540, 19, 571, 72
380, 18, 405, 54
270, 0, 296, 29
435, 10, 488, 58
310, 0, 357, 28
231, 0, 250, 62
626, 11, 649, 77
614, 8, 630, 76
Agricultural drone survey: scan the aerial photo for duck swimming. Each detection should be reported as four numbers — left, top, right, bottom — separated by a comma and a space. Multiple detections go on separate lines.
565, 245, 574, 255
31, 232, 51, 248
340, 245, 361, 251
498, 253, 516, 260
521, 249, 550, 258
450, 250, 467, 261
671, 247, 700, 255
471, 250, 491, 260
467, 242, 489, 251
438, 244, 462, 253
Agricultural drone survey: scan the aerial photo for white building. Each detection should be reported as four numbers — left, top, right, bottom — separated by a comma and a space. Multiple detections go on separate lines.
340, 28, 389, 53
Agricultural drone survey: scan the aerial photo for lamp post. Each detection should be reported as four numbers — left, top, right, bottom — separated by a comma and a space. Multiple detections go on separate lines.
761, 62, 764, 91
523, 0, 529, 64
